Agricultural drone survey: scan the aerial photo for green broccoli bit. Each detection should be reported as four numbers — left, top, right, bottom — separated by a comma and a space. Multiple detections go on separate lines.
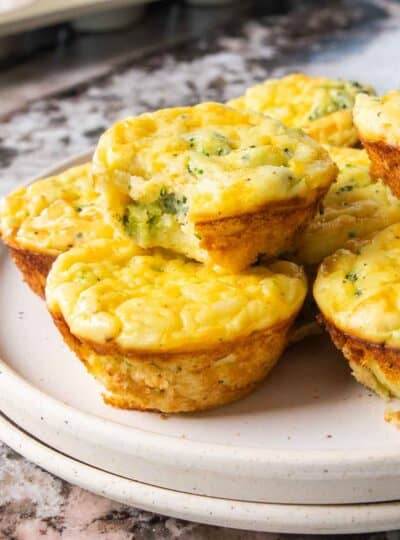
123, 202, 162, 242
187, 163, 204, 176
182, 130, 233, 156
336, 184, 354, 193
159, 188, 188, 215
348, 80, 372, 95
123, 189, 188, 242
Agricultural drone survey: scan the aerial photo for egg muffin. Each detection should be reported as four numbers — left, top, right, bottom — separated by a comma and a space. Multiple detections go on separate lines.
293, 147, 400, 266
93, 102, 337, 272
0, 163, 117, 297
353, 91, 400, 197
228, 73, 375, 147
314, 223, 400, 399
46, 239, 307, 412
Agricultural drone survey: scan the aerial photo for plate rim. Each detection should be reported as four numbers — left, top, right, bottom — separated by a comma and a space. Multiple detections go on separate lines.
2, 151, 400, 478
2, 411, 400, 534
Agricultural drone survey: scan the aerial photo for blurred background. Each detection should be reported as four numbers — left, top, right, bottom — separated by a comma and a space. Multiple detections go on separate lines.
0, 0, 397, 191
1, 0, 395, 120
0, 0, 289, 118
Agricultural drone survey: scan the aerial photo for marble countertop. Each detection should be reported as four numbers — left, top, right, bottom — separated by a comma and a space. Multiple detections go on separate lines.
1, 0, 400, 537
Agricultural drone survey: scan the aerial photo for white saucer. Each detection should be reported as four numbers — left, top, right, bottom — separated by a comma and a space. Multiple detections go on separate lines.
2, 412, 400, 534
1, 153, 400, 508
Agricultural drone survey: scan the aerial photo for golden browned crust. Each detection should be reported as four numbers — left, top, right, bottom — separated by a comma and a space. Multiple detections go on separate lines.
196, 195, 325, 272
50, 309, 296, 413
361, 138, 400, 198
319, 314, 400, 397
384, 408, 400, 426
6, 243, 55, 298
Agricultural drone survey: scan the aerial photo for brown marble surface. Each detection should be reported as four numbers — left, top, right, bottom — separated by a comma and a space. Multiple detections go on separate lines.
1, 442, 272, 539
1, 1, 400, 537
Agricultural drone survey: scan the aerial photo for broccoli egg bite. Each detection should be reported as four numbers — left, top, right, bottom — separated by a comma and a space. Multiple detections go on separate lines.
93, 102, 337, 272
292, 147, 400, 266
228, 73, 375, 147
46, 239, 307, 412
0, 163, 118, 297
314, 223, 400, 399
354, 91, 400, 197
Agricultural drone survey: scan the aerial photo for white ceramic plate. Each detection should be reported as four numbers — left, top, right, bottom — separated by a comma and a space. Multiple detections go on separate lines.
2, 411, 400, 535
1, 153, 400, 507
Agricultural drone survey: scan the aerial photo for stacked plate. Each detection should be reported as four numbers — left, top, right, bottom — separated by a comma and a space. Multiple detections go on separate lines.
1, 154, 400, 534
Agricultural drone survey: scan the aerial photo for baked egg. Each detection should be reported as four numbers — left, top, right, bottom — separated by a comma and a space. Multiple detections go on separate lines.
314, 223, 400, 399
46, 238, 307, 412
228, 73, 375, 147
0, 163, 117, 296
93, 102, 337, 272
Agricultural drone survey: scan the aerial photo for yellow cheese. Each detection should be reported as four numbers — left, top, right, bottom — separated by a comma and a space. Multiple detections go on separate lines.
93, 102, 336, 262
354, 91, 400, 146
228, 74, 375, 147
314, 223, 400, 348
46, 239, 307, 352
293, 147, 400, 265
0, 163, 117, 255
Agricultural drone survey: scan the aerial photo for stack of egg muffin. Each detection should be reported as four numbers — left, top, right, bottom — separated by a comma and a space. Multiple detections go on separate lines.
2, 74, 400, 413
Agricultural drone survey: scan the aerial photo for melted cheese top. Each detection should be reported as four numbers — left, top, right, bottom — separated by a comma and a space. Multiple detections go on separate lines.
93, 102, 336, 222
354, 91, 400, 146
314, 223, 400, 348
0, 163, 117, 255
294, 147, 400, 265
46, 239, 307, 352
228, 73, 374, 131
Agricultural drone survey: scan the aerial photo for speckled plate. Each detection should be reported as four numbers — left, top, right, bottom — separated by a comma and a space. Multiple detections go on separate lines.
2, 412, 400, 535
1, 153, 400, 510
